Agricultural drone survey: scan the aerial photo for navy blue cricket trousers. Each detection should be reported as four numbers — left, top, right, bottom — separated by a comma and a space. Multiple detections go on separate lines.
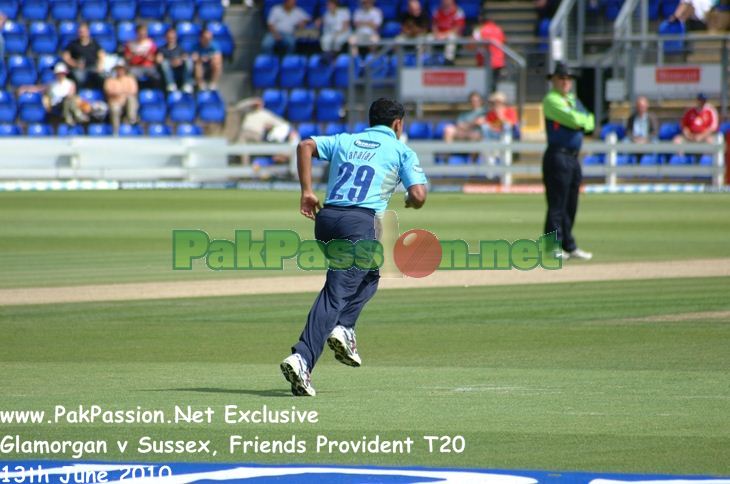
293, 205, 380, 370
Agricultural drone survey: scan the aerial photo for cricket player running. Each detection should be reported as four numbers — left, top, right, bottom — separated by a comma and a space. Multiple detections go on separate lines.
281, 98, 428, 396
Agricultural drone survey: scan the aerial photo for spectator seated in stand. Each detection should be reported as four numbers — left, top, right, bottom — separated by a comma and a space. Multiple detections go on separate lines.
157, 28, 194, 93
430, 0, 465, 65
104, 60, 139, 135
667, 0, 716, 26
442, 91, 486, 142
673, 93, 719, 144
192, 28, 223, 91
350, 0, 382, 53
231, 96, 301, 164
261, 0, 311, 55
625, 96, 659, 143
62, 22, 106, 89
476, 91, 518, 140
397, 0, 429, 42
124, 23, 161, 87
318, 0, 351, 59
18, 63, 87, 126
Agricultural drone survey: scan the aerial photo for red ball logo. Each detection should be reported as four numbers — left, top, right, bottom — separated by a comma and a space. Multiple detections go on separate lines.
393, 229, 442, 278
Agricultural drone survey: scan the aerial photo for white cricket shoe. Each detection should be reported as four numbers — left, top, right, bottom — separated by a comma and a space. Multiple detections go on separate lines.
280, 354, 316, 397
327, 325, 362, 367
569, 248, 593, 260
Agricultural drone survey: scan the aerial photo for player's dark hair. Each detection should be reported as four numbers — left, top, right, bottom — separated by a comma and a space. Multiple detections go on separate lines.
369, 98, 405, 128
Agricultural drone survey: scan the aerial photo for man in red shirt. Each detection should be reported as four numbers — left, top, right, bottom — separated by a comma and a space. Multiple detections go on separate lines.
473, 15, 506, 80
477, 91, 518, 140
430, 0, 465, 64
674, 93, 719, 144
124, 23, 161, 86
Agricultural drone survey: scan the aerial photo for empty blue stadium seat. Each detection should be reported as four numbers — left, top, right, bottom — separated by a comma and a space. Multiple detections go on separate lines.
294, 0, 318, 16
197, 0, 223, 21
167, 0, 195, 21
80, 0, 108, 20
138, 0, 164, 18
316, 88, 343, 122
207, 21, 233, 57
87, 123, 113, 135
599, 122, 626, 141
262, 88, 287, 117
279, 55, 307, 89
117, 21, 136, 44
78, 88, 104, 102
138, 88, 167, 123
648, 0, 660, 19
376, 0, 399, 20
603, 0, 623, 21
363, 54, 390, 81
118, 123, 142, 136
334, 53, 359, 88
57, 123, 84, 135
51, 0, 78, 20
58, 21, 78, 48
718, 121, 730, 135
147, 21, 169, 46
432, 121, 449, 139
639, 154, 661, 165
176, 21, 200, 52
0, 61, 6, 87
699, 154, 713, 166
17, 92, 46, 123
27, 123, 53, 136
109, 0, 135, 20
658, 121, 681, 140
287, 88, 314, 123
582, 154, 605, 165
21, 0, 49, 20
3, 21, 28, 55
89, 21, 116, 52
252, 156, 274, 166
447, 154, 470, 165
147, 123, 172, 136
668, 154, 692, 165
324, 122, 346, 136
37, 54, 58, 83
8, 55, 37, 87
0, 123, 21, 135
661, 0, 680, 18
252, 54, 279, 89
353, 121, 369, 133
30, 21, 58, 55
196, 90, 225, 123
381, 21, 401, 38
616, 154, 636, 165
459, 0, 481, 20
658, 20, 685, 54
297, 122, 319, 139
0, 0, 19, 18
407, 121, 432, 140
176, 123, 202, 136
167, 91, 196, 123
306, 54, 333, 89
0, 91, 17, 123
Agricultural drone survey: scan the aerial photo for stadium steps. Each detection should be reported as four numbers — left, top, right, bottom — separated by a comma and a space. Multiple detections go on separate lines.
218, 5, 261, 104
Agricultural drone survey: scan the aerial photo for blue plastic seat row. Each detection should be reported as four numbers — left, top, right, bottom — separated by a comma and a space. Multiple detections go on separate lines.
2, 20, 233, 56
583, 153, 714, 166
261, 87, 343, 123
0, 0, 224, 22
0, 121, 203, 135
0, 88, 225, 123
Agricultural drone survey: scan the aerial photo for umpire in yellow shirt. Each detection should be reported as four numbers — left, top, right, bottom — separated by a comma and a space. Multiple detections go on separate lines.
542, 62, 594, 261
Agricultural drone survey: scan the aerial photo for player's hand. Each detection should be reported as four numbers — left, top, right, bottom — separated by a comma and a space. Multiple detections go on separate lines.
300, 191, 321, 220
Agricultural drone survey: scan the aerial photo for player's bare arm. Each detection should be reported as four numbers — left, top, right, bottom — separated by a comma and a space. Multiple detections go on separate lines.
405, 184, 427, 209
297, 139, 322, 220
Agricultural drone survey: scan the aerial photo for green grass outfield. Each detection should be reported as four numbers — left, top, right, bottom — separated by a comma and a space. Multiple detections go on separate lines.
0, 278, 729, 474
0, 191, 729, 288
1, 190, 729, 475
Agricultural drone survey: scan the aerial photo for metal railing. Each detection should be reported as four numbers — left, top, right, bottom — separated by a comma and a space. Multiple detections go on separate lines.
1, 137, 723, 188
548, 0, 583, 71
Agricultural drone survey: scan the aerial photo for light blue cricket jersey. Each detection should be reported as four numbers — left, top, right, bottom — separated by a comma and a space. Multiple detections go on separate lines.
311, 125, 428, 213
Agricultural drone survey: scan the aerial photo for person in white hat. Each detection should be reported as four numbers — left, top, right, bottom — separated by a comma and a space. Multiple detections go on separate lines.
19, 63, 85, 126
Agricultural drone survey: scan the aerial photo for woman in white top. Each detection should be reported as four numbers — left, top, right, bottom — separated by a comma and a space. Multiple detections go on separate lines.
320, 0, 351, 55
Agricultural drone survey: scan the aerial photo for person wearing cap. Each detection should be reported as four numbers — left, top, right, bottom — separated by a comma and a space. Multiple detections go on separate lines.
19, 63, 86, 126
104, 61, 138, 135
542, 62, 594, 261
674, 93, 719, 144
477, 91, 518, 140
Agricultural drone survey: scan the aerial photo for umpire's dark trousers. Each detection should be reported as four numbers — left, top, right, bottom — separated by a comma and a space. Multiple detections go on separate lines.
542, 147, 582, 252
293, 205, 380, 370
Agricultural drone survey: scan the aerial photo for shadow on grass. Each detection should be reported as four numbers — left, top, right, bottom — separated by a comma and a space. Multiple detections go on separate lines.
141, 388, 292, 397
